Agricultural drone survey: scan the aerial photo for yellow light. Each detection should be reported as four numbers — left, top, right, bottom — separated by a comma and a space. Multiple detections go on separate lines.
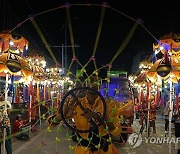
160, 46, 164, 50
4, 70, 8, 73
15, 49, 20, 54
9, 41, 14, 46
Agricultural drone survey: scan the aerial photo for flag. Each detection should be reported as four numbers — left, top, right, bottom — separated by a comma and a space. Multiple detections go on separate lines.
152, 52, 157, 63
22, 45, 27, 57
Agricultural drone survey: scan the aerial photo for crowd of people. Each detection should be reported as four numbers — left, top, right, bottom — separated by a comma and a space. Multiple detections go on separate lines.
136, 94, 180, 154
138, 95, 156, 135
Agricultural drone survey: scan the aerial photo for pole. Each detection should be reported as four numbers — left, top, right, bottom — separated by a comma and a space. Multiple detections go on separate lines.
38, 103, 41, 130
65, 18, 67, 73
29, 81, 32, 135
61, 44, 64, 69
169, 77, 173, 154
3, 73, 9, 154
51, 91, 54, 114
147, 98, 150, 138
146, 82, 150, 138
37, 82, 42, 130
46, 44, 79, 70
29, 94, 32, 133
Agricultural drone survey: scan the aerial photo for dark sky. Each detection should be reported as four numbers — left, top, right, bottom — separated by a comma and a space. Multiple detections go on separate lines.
1, 0, 180, 76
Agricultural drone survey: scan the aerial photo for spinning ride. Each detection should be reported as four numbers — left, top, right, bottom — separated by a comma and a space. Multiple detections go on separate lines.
5, 2, 164, 154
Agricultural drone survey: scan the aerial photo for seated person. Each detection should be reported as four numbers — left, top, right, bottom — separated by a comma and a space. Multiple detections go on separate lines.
13, 114, 30, 140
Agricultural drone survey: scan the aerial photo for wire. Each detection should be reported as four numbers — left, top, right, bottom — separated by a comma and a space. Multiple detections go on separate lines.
30, 18, 58, 64
25, 0, 62, 64
109, 21, 139, 67
5, 3, 160, 76
66, 6, 76, 58
92, 6, 106, 57
9, 3, 159, 46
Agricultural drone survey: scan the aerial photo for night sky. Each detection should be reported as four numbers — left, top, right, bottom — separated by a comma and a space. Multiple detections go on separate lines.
1, 0, 180, 76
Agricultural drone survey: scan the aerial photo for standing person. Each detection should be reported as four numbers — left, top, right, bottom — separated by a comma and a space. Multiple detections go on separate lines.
149, 95, 157, 134
173, 105, 180, 154
139, 98, 148, 132
163, 101, 170, 134
140, 96, 157, 135
0, 92, 12, 154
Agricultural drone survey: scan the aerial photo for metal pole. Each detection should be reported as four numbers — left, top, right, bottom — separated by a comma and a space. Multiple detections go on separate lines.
3, 73, 8, 154
38, 104, 41, 130
169, 78, 173, 154
29, 81, 32, 135
65, 18, 67, 74
37, 83, 42, 130
61, 44, 64, 69
147, 98, 150, 138
146, 82, 150, 138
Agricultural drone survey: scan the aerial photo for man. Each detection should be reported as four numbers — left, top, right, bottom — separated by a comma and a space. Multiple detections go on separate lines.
139, 98, 148, 132
0, 92, 12, 154
163, 101, 170, 134
149, 95, 156, 134
140, 96, 156, 134
47, 76, 120, 153
13, 114, 30, 140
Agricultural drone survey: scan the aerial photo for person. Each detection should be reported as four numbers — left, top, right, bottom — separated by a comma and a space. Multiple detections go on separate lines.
140, 96, 156, 134
149, 95, 157, 134
135, 99, 140, 119
47, 76, 120, 154
163, 101, 170, 134
173, 105, 180, 154
13, 114, 30, 140
0, 92, 12, 154
139, 98, 148, 132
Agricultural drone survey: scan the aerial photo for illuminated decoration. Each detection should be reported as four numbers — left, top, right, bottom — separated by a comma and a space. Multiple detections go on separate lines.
156, 58, 171, 77
148, 33, 180, 81
153, 33, 180, 56
128, 74, 137, 84
134, 61, 152, 85
46, 66, 62, 83
171, 55, 180, 80
0, 32, 32, 154
152, 33, 180, 138
134, 72, 148, 85
139, 61, 152, 72
0, 32, 28, 53
0, 32, 32, 77
0, 53, 32, 77
147, 55, 180, 83
45, 65, 67, 110
45, 66, 73, 94
27, 54, 46, 81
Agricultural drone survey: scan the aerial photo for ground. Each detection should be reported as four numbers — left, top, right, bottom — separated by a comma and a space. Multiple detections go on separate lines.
10, 111, 178, 154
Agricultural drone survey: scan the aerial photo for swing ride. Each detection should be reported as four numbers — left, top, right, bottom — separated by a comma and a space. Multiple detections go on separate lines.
0, 2, 179, 154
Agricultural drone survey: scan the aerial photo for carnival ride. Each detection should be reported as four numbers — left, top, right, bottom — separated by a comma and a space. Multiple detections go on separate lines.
0, 2, 178, 154
128, 33, 180, 140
